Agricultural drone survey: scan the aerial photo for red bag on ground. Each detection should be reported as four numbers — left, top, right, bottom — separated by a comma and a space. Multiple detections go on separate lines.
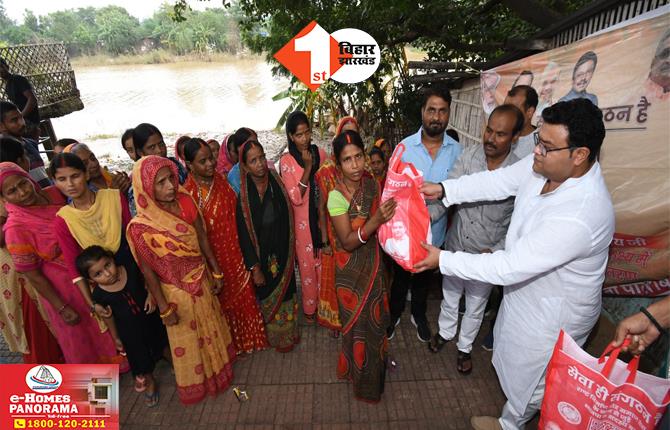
377, 143, 432, 272
539, 330, 670, 430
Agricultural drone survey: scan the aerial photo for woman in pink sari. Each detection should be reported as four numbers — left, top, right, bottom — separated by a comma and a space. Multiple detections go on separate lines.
215, 134, 235, 176
0, 162, 125, 365
279, 111, 327, 323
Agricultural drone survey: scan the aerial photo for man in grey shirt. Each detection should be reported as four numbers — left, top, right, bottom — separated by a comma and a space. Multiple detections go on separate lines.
428, 105, 524, 375
504, 85, 538, 159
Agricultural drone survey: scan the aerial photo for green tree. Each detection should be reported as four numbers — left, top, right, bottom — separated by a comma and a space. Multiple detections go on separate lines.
23, 9, 38, 33
95, 6, 139, 55
224, 0, 591, 135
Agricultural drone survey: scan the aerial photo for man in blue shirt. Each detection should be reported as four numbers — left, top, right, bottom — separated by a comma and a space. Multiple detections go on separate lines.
388, 85, 462, 343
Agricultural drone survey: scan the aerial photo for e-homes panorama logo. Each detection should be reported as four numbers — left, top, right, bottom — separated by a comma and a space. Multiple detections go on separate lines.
25, 365, 63, 393
274, 21, 381, 91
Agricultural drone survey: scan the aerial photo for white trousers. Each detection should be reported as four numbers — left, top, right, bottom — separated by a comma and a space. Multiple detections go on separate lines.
499, 374, 546, 430
438, 275, 492, 353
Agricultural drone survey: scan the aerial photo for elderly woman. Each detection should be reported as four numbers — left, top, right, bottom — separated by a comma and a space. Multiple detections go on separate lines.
126, 155, 235, 405
1, 161, 123, 365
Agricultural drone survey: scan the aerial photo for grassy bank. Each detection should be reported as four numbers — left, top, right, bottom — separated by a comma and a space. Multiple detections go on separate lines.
70, 49, 261, 67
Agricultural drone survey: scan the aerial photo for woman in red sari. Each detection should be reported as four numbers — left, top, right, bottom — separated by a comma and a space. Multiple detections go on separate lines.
182, 138, 268, 354
315, 116, 360, 334
327, 131, 396, 403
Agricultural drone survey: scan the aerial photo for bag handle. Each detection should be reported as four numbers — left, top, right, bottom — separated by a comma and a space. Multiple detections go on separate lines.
388, 143, 406, 172
598, 339, 639, 384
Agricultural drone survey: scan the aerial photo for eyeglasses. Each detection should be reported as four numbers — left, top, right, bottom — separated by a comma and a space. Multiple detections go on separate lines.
533, 133, 573, 157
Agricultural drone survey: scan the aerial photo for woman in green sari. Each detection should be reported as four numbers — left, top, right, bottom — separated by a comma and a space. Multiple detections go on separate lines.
327, 131, 396, 403
236, 140, 300, 352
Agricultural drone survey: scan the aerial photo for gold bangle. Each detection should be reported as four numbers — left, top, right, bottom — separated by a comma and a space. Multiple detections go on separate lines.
160, 304, 175, 319
212, 272, 224, 280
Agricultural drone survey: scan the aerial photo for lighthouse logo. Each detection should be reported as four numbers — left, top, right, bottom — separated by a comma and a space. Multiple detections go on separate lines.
25, 365, 62, 393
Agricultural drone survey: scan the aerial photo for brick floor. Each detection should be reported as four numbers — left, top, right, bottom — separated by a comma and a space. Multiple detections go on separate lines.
1, 297, 516, 429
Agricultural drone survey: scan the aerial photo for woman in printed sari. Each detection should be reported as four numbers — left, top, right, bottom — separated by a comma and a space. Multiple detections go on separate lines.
327, 131, 396, 403
0, 139, 62, 364
1, 162, 121, 364
279, 111, 327, 323
182, 138, 268, 354
315, 116, 360, 334
127, 155, 235, 405
236, 140, 300, 352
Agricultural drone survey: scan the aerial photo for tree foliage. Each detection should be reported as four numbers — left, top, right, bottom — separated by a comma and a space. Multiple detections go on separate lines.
230, 0, 591, 137
0, 0, 242, 57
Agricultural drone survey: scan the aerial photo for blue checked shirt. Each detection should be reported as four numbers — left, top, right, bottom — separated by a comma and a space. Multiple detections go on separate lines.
399, 127, 462, 247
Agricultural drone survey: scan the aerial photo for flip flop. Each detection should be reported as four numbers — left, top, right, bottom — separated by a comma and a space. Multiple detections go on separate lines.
134, 376, 147, 393
144, 390, 159, 408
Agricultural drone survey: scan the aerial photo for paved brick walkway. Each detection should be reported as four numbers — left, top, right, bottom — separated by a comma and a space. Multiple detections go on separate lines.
1, 297, 512, 429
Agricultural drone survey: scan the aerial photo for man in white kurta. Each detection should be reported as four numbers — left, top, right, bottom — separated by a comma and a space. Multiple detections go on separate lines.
416, 99, 615, 430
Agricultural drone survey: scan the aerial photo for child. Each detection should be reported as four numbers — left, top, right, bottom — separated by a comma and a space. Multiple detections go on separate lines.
76, 246, 168, 407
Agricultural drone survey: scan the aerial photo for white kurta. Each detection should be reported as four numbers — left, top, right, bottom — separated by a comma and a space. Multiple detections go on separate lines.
438, 154, 615, 414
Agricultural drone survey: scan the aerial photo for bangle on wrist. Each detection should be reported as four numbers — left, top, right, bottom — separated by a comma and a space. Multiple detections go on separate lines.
160, 303, 175, 319
212, 272, 224, 280
357, 227, 367, 244
640, 306, 668, 337
298, 180, 308, 188
439, 183, 446, 200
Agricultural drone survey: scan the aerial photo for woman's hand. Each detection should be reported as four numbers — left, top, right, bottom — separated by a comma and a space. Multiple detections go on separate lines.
94, 303, 113, 318
211, 277, 224, 295
60, 305, 81, 325
111, 171, 131, 194
144, 294, 156, 314
302, 149, 313, 169
251, 265, 266, 287
162, 311, 179, 326
374, 198, 397, 225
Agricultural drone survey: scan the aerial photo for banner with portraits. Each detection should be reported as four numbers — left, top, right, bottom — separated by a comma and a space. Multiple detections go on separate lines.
480, 8, 670, 296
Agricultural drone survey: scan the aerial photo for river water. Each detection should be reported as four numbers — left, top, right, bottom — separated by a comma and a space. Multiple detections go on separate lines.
50, 58, 294, 170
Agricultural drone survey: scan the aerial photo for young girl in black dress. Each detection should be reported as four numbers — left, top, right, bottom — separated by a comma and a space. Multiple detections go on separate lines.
76, 245, 168, 407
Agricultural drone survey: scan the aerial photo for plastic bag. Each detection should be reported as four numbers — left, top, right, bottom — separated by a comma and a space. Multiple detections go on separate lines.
539, 330, 670, 429
377, 143, 432, 272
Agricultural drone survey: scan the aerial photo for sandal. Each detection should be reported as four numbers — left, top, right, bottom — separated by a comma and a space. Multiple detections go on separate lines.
428, 333, 450, 353
457, 351, 473, 375
143, 390, 159, 408
304, 313, 316, 324
134, 376, 147, 393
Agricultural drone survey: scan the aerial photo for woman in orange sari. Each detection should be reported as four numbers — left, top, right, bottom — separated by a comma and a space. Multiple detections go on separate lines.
182, 138, 268, 354
127, 155, 236, 405
315, 116, 360, 334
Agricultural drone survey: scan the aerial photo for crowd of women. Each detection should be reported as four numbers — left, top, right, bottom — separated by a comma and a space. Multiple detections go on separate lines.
0, 109, 398, 407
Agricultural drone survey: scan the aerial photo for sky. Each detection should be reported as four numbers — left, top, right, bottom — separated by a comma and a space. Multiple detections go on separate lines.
4, 0, 219, 23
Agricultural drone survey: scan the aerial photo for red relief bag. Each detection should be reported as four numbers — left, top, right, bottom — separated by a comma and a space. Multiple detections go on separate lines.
377, 143, 432, 272
539, 330, 670, 430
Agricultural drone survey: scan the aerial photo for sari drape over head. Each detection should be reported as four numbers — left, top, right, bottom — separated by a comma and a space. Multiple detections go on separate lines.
1, 162, 121, 365
126, 155, 235, 405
